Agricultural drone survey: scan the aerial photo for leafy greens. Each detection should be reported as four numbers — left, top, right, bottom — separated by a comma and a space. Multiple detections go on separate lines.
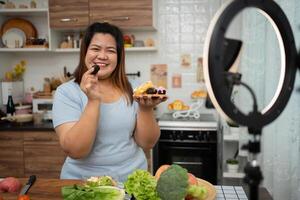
61, 185, 124, 200
124, 169, 161, 200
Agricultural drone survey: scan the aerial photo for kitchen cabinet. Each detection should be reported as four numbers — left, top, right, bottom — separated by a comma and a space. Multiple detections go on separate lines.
89, 0, 155, 30
0, 131, 66, 178
24, 131, 66, 178
49, 0, 156, 30
0, 131, 24, 177
49, 0, 89, 29
0, 1, 157, 52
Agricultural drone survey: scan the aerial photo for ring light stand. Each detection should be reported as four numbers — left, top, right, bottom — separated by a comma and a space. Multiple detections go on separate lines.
203, 0, 298, 200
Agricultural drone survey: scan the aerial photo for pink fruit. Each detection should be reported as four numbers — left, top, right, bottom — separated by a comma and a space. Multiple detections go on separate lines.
0, 177, 22, 193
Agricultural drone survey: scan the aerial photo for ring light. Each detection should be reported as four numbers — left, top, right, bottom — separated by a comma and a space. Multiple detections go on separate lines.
203, 0, 297, 128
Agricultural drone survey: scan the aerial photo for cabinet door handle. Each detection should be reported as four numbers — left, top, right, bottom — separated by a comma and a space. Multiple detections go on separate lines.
111, 16, 130, 21
60, 18, 78, 22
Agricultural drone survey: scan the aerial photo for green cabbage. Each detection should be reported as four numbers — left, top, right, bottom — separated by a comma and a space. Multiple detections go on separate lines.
124, 169, 161, 200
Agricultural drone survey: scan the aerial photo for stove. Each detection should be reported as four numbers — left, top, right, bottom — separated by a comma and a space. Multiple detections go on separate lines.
153, 112, 221, 184
158, 112, 219, 130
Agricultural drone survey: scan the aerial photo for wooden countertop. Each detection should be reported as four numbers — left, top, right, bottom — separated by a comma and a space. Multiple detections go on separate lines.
1, 179, 82, 200
1, 178, 273, 200
0, 121, 54, 131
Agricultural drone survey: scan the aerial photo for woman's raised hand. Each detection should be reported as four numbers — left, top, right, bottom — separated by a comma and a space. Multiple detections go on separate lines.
134, 95, 168, 110
80, 67, 102, 101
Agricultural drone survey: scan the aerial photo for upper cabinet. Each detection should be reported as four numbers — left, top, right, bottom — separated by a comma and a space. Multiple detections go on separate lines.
49, 0, 156, 30
49, 0, 89, 29
89, 0, 155, 30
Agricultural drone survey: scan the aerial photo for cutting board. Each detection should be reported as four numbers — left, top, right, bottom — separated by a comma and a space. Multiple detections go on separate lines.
1, 18, 37, 40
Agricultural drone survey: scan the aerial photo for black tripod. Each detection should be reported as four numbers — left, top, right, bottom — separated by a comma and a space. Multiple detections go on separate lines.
227, 73, 264, 200
242, 112, 264, 200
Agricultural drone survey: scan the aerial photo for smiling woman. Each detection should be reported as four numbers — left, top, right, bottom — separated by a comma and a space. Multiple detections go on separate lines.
52, 22, 167, 183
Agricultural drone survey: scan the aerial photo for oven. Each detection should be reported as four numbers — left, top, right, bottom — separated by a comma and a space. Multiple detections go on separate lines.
153, 113, 221, 184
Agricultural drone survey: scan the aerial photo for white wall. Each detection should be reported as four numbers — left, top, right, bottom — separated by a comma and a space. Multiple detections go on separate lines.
0, 0, 226, 116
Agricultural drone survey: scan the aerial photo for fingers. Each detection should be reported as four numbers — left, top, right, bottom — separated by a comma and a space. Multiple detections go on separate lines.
80, 68, 99, 93
134, 95, 168, 107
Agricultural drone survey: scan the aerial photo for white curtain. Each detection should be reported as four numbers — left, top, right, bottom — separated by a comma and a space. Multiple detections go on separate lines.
238, 1, 300, 199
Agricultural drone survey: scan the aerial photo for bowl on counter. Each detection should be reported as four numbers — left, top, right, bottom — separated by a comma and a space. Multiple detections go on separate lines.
1, 114, 33, 123
15, 104, 32, 115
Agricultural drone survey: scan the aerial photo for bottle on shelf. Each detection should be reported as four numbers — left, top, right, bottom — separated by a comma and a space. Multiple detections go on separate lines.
6, 95, 15, 117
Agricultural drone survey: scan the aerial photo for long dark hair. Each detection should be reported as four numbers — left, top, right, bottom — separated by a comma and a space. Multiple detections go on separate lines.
73, 22, 133, 104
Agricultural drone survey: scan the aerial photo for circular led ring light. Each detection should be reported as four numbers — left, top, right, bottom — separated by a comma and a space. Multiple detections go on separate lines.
203, 0, 297, 128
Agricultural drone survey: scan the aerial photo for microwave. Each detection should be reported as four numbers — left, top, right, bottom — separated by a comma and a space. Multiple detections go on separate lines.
32, 98, 53, 120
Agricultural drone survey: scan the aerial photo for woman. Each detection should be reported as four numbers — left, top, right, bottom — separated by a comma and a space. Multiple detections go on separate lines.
52, 22, 167, 182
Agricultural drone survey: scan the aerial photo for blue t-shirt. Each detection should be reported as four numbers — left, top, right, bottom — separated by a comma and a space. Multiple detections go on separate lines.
52, 80, 147, 182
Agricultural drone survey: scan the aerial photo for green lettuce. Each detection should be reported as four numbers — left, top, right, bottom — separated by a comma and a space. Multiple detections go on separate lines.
124, 169, 161, 200
61, 185, 124, 200
85, 176, 116, 187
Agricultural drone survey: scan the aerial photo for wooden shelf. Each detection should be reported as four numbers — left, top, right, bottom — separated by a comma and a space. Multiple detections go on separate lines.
223, 172, 245, 178
0, 8, 48, 16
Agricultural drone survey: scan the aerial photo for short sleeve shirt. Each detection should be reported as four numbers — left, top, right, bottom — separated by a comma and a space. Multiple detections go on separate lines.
52, 80, 146, 182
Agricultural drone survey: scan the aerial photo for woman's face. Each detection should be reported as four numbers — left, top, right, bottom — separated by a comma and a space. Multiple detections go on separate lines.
85, 33, 118, 79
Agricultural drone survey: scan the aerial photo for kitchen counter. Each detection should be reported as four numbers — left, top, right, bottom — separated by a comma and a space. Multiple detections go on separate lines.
0, 178, 273, 200
0, 121, 54, 131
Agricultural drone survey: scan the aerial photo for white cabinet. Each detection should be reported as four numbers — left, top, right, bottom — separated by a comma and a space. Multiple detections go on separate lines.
222, 124, 249, 185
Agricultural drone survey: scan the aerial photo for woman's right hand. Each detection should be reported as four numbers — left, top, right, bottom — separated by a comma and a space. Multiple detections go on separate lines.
80, 67, 102, 101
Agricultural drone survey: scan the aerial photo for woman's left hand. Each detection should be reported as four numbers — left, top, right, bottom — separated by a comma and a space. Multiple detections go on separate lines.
134, 95, 168, 109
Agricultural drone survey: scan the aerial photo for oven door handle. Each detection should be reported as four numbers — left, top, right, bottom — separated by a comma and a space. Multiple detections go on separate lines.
173, 161, 203, 165
163, 146, 211, 151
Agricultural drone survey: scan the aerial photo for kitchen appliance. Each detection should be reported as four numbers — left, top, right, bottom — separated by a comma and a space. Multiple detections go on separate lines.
153, 112, 221, 184
0, 81, 24, 105
32, 98, 53, 120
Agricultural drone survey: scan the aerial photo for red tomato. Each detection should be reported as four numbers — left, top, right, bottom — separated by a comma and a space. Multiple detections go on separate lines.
18, 195, 30, 200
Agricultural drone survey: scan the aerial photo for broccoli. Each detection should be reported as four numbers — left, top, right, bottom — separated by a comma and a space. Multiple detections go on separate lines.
156, 164, 189, 200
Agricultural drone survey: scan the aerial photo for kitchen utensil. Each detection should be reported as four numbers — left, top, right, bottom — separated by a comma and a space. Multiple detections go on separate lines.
1, 18, 37, 41
133, 40, 144, 47
2, 28, 26, 48
1, 114, 33, 123
15, 104, 32, 115
19, 175, 36, 195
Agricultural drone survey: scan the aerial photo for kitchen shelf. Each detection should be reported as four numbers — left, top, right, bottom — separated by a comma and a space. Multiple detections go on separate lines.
54, 48, 80, 53
224, 132, 239, 141
125, 47, 157, 52
223, 172, 245, 178
0, 8, 48, 16
0, 48, 49, 52
54, 47, 157, 53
